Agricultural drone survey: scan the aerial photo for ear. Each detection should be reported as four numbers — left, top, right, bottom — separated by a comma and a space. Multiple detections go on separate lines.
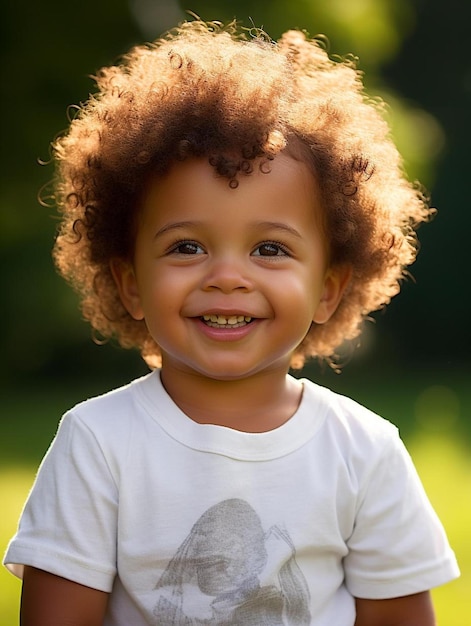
313, 265, 352, 324
110, 258, 145, 321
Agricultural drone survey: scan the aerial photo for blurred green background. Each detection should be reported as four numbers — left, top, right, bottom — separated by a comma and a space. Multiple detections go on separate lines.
1, 0, 469, 623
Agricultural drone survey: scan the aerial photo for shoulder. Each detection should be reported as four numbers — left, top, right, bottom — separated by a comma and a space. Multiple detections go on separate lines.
300, 377, 399, 443
65, 370, 158, 429
299, 377, 406, 482
54, 370, 161, 458
40, 370, 162, 485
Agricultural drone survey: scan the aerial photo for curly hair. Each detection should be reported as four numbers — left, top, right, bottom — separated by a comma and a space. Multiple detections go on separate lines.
52, 19, 433, 369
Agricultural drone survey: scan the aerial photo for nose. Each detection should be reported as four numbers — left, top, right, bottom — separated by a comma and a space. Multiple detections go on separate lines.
201, 256, 253, 293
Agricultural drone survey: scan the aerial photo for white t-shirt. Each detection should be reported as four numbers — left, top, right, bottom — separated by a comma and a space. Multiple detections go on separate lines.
4, 371, 459, 625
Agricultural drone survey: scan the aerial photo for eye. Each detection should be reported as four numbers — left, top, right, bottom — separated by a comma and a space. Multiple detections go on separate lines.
169, 240, 205, 255
252, 242, 289, 257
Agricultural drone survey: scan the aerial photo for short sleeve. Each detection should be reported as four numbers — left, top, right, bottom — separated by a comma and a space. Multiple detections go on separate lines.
344, 432, 459, 599
3, 411, 118, 592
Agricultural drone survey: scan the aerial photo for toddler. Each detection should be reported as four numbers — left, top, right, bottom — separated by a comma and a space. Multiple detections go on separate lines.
4, 19, 459, 625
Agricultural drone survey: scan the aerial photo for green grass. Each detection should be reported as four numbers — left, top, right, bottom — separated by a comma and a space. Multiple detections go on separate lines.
409, 434, 471, 625
0, 467, 35, 625
1, 372, 469, 624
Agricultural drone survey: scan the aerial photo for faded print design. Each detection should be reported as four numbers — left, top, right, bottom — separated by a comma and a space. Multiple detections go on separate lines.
153, 498, 311, 625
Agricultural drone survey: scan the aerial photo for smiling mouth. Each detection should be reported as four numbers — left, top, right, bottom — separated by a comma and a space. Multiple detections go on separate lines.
201, 314, 253, 328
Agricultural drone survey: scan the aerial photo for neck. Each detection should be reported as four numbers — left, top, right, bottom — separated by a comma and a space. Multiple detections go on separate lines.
159, 366, 303, 433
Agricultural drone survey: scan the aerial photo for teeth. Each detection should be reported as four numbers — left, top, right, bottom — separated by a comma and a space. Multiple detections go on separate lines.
202, 314, 252, 326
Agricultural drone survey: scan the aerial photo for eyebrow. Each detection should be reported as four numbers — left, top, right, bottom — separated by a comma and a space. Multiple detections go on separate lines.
153, 221, 202, 239
153, 220, 303, 239
254, 221, 303, 239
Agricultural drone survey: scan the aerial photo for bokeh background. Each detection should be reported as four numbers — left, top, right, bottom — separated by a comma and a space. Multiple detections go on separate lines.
1, 0, 470, 623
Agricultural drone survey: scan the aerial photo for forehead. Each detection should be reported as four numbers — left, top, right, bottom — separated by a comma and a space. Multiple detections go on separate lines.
137, 153, 323, 230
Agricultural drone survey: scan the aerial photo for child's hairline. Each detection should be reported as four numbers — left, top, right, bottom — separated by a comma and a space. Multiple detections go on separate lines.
118, 137, 333, 270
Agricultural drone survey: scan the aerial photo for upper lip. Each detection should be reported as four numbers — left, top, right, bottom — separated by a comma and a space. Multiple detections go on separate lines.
190, 306, 259, 318
194, 310, 258, 319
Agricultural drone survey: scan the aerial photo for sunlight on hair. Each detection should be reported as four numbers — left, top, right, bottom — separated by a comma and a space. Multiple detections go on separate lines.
51, 19, 434, 369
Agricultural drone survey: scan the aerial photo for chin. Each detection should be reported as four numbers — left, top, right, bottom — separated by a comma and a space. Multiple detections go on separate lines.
193, 361, 289, 382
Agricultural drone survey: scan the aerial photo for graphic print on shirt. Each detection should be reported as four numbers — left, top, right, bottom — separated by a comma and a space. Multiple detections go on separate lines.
153, 498, 311, 625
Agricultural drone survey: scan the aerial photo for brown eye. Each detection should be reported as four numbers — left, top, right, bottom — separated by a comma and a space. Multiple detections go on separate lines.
253, 242, 287, 257
171, 241, 204, 255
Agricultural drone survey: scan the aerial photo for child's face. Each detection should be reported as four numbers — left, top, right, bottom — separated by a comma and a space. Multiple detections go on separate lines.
113, 154, 347, 381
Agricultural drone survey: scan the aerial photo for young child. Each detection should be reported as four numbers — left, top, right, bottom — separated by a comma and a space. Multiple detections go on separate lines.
4, 19, 459, 626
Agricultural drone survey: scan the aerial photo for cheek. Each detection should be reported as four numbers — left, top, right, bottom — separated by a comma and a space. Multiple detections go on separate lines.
136, 267, 192, 336
274, 268, 325, 311
136, 264, 173, 306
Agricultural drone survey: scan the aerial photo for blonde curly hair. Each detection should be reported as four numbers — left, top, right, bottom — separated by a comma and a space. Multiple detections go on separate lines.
52, 19, 432, 369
